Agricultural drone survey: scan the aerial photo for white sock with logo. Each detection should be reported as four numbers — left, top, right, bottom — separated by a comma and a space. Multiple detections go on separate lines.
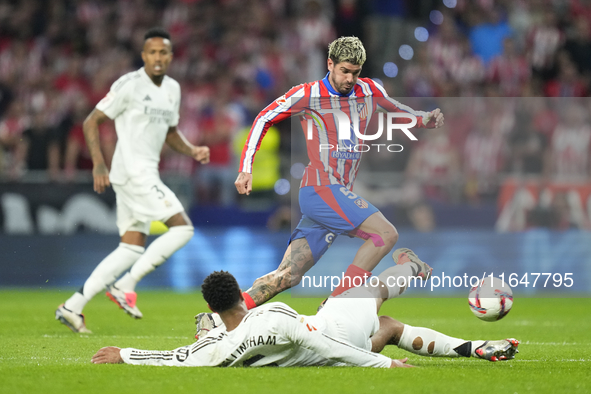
398, 324, 485, 358
64, 243, 145, 314
115, 225, 194, 292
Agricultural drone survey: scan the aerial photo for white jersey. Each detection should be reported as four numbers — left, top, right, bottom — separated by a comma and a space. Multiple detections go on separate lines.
96, 67, 180, 192
120, 302, 391, 368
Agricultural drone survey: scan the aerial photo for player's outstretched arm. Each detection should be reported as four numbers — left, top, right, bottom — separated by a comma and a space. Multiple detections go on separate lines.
374, 82, 444, 129
91, 347, 124, 364
95, 342, 220, 367
422, 108, 445, 129
165, 126, 210, 164
235, 172, 253, 195
391, 358, 413, 368
239, 86, 304, 181
83, 108, 110, 194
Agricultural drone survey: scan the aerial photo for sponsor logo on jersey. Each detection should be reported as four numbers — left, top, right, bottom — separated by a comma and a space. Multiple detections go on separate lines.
354, 198, 368, 209
330, 151, 361, 160
144, 107, 174, 116
145, 106, 174, 124
143, 95, 152, 101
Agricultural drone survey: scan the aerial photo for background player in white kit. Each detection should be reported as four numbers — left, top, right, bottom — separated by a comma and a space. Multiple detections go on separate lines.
91, 260, 519, 367
56, 28, 210, 333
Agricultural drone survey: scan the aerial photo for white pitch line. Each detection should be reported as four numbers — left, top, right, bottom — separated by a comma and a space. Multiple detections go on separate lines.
512, 359, 590, 362
43, 334, 190, 340
0, 357, 86, 362
520, 341, 589, 346
414, 358, 590, 362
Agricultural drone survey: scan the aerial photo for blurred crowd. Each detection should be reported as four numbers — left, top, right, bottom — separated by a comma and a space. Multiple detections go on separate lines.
396, 0, 591, 98
0, 0, 590, 215
362, 97, 588, 191
0, 0, 337, 201
341, 95, 591, 231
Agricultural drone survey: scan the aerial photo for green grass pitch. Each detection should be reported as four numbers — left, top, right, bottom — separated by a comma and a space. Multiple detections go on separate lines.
1, 290, 590, 394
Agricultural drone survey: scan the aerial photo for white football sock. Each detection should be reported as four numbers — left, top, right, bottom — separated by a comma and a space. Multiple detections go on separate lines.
115, 225, 194, 292
63, 292, 87, 315
376, 264, 414, 299
64, 243, 145, 314
398, 324, 485, 358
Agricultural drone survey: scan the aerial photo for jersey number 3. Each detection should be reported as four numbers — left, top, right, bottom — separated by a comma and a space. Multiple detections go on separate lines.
151, 185, 165, 199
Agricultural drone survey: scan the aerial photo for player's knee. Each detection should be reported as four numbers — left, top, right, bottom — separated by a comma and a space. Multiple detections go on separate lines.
186, 225, 195, 239
169, 224, 194, 237
165, 211, 193, 228
378, 315, 397, 329
382, 226, 398, 249
379, 316, 404, 345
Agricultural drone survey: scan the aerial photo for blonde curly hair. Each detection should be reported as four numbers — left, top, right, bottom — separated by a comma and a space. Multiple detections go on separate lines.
328, 36, 366, 65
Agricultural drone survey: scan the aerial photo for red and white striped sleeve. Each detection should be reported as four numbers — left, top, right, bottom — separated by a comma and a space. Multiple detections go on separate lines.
239, 84, 308, 174
367, 79, 429, 128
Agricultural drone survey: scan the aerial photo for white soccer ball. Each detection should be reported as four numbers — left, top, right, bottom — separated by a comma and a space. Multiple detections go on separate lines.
468, 276, 513, 322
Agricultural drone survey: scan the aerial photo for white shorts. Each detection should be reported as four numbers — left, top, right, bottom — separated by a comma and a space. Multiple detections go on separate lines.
316, 287, 380, 351
113, 179, 184, 236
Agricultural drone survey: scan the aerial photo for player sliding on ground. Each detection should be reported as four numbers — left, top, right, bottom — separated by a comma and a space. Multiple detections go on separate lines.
56, 28, 209, 333
228, 36, 444, 319
92, 257, 519, 367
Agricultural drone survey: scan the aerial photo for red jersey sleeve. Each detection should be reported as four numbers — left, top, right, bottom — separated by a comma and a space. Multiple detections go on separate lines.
364, 78, 429, 128
239, 84, 308, 173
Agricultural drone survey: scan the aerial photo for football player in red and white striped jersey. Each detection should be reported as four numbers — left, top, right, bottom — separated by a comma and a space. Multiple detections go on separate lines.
234, 37, 444, 310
